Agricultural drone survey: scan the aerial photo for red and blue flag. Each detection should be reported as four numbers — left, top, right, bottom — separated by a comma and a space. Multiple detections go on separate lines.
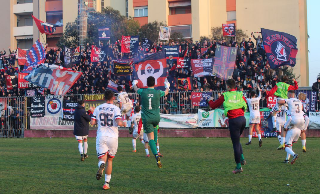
32, 15, 56, 35
24, 40, 45, 72
261, 28, 298, 69
133, 51, 168, 89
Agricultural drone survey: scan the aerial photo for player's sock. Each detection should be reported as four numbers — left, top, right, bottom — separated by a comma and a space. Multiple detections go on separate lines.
285, 147, 295, 156
157, 146, 160, 153
78, 142, 83, 155
105, 174, 111, 183
98, 161, 105, 168
277, 134, 282, 144
145, 149, 149, 155
154, 128, 158, 144
241, 154, 245, 161
286, 153, 291, 160
248, 135, 252, 142
301, 140, 306, 148
149, 140, 158, 155
83, 141, 88, 155
258, 134, 261, 141
132, 139, 136, 150
236, 163, 241, 169
141, 140, 145, 145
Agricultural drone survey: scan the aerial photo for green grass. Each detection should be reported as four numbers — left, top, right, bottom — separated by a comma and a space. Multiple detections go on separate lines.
0, 137, 319, 194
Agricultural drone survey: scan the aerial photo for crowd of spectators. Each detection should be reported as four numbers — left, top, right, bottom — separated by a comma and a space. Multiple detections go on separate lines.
0, 36, 306, 111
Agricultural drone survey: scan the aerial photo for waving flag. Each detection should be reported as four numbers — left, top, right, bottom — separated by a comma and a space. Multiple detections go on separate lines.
107, 80, 118, 92
17, 48, 27, 66
91, 45, 100, 62
159, 26, 171, 40
261, 28, 298, 69
32, 15, 56, 35
6, 75, 13, 90
212, 45, 237, 80
133, 51, 168, 88
191, 58, 214, 77
24, 40, 46, 72
222, 23, 236, 36
121, 36, 131, 53
24, 64, 82, 96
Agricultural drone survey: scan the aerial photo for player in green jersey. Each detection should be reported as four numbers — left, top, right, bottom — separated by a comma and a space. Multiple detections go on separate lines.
133, 76, 169, 168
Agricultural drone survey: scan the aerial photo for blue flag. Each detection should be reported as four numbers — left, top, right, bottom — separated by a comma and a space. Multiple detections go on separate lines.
261, 28, 298, 69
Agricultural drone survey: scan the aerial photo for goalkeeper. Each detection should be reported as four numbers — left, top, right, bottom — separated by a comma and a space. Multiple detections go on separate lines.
132, 76, 169, 168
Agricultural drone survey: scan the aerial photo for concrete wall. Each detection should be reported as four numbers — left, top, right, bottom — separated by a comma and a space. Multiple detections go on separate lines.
191, 0, 211, 41
0, 0, 11, 51
110, 0, 126, 16
148, 0, 168, 24
62, 0, 78, 31
210, 0, 227, 29
39, 0, 46, 44
236, 0, 308, 86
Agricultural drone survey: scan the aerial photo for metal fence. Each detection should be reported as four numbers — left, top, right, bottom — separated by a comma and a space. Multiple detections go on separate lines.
0, 87, 316, 138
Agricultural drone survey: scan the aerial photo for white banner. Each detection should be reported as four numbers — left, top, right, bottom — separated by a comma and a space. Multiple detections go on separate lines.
45, 95, 63, 117
198, 109, 215, 128
30, 116, 73, 130
309, 112, 320, 129
159, 26, 171, 41
160, 113, 198, 128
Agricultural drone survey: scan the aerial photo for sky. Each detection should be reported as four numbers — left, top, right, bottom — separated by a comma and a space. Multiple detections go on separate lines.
307, 0, 320, 86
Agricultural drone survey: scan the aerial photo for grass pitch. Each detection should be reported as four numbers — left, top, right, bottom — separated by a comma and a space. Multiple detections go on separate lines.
0, 137, 319, 194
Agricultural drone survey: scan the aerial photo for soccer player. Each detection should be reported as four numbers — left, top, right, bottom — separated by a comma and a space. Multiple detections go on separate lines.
91, 90, 127, 190
73, 100, 93, 161
266, 76, 298, 131
280, 91, 305, 164
275, 105, 288, 150
133, 76, 169, 168
131, 106, 150, 157
245, 86, 262, 147
208, 79, 247, 174
117, 86, 133, 121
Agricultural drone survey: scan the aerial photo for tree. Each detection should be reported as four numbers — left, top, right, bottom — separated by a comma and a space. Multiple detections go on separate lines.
170, 32, 184, 43
139, 21, 166, 43
57, 6, 140, 47
211, 27, 248, 43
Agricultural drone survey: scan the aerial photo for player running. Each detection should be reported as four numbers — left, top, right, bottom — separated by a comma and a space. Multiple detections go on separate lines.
208, 79, 247, 174
91, 90, 127, 190
133, 76, 169, 168
280, 91, 306, 164
266, 76, 298, 131
275, 105, 288, 150
117, 86, 133, 121
131, 106, 150, 157
245, 86, 262, 147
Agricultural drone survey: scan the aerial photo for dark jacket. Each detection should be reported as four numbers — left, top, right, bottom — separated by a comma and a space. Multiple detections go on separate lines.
74, 104, 91, 136
312, 81, 320, 93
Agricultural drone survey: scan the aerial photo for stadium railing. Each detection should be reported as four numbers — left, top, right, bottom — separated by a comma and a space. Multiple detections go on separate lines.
0, 87, 314, 138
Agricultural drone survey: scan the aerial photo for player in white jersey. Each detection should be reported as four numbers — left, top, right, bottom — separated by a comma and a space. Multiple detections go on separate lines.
275, 105, 287, 150
298, 93, 309, 152
91, 90, 126, 190
131, 106, 150, 157
279, 91, 305, 164
245, 86, 262, 147
117, 86, 133, 119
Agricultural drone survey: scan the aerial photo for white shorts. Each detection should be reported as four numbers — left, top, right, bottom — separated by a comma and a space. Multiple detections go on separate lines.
143, 133, 149, 143
276, 122, 285, 133
96, 136, 118, 158
75, 135, 88, 142
121, 104, 133, 117
272, 98, 285, 113
133, 129, 143, 139
285, 127, 301, 146
249, 115, 260, 124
